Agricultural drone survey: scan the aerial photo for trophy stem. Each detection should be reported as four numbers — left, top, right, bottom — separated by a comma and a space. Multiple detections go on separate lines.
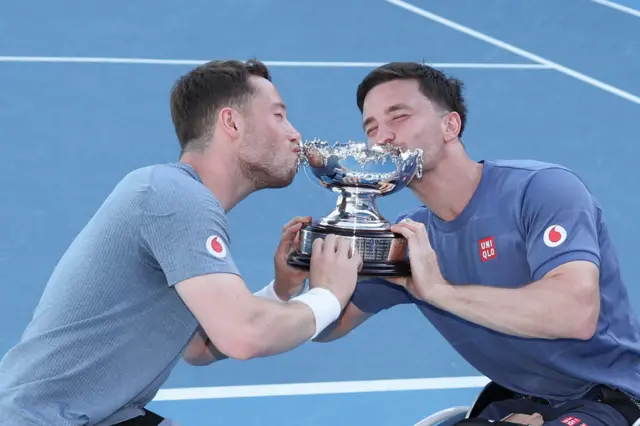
317, 188, 390, 231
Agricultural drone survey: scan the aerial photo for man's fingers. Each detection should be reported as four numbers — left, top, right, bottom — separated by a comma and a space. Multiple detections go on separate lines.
277, 216, 310, 253
390, 223, 415, 241
391, 224, 424, 257
281, 222, 303, 240
323, 234, 338, 254
311, 237, 324, 259
337, 236, 353, 258
276, 223, 303, 256
393, 220, 430, 247
352, 251, 364, 271
397, 219, 426, 235
282, 216, 311, 232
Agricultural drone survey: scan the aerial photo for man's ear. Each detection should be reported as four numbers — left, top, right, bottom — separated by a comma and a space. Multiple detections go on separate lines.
442, 111, 462, 142
218, 107, 243, 140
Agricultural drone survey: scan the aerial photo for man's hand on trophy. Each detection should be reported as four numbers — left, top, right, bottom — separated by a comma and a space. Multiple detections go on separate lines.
273, 216, 312, 300
390, 218, 450, 304
308, 235, 363, 310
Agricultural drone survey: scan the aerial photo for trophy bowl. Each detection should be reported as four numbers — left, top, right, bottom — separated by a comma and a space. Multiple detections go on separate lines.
286, 139, 424, 277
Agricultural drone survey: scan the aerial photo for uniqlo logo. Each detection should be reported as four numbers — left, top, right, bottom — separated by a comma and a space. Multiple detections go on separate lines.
560, 416, 582, 425
478, 236, 496, 262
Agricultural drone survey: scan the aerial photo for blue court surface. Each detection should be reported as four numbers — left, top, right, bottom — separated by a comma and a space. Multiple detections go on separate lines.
1, 0, 640, 425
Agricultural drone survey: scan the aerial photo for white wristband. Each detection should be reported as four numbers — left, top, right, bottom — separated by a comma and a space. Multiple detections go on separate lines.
253, 280, 284, 302
290, 288, 342, 339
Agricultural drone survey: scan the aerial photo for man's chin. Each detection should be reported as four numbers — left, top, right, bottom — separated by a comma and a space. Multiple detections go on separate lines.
283, 169, 298, 186
260, 170, 297, 190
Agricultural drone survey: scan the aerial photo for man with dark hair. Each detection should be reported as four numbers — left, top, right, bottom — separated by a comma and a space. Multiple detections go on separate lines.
0, 59, 362, 426
312, 62, 640, 425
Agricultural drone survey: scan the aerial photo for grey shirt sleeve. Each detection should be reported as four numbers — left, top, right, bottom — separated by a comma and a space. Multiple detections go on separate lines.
140, 169, 240, 287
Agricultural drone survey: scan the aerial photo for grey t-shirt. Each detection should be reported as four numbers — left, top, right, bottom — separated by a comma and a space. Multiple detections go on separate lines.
0, 163, 239, 425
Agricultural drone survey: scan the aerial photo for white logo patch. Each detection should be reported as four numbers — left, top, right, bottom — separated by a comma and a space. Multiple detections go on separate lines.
543, 225, 567, 248
206, 235, 227, 258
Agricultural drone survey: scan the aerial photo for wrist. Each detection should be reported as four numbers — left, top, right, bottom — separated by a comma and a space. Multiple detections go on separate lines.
273, 277, 306, 301
424, 279, 454, 307
254, 280, 286, 302
290, 287, 342, 339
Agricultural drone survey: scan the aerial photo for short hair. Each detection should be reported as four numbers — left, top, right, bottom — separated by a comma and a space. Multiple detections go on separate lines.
356, 62, 467, 137
170, 59, 271, 153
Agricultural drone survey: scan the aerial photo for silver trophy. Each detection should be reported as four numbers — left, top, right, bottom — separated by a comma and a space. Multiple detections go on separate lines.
287, 139, 424, 277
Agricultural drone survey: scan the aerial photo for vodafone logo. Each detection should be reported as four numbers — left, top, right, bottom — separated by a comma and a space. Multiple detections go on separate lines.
206, 235, 227, 258
543, 225, 567, 248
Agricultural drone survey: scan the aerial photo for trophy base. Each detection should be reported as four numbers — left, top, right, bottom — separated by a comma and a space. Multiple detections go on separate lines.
287, 252, 411, 278
286, 223, 411, 278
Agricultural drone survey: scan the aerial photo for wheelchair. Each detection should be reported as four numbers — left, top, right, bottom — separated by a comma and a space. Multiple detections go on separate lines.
412, 381, 512, 426
412, 381, 640, 426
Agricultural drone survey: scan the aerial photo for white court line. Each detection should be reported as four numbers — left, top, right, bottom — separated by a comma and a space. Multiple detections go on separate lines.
591, 0, 640, 18
0, 56, 550, 69
152, 376, 490, 401
385, 0, 640, 105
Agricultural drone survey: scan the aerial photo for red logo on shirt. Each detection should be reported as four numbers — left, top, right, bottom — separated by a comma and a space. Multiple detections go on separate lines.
211, 237, 223, 253
479, 236, 496, 262
543, 225, 567, 248
560, 416, 582, 425
206, 235, 227, 258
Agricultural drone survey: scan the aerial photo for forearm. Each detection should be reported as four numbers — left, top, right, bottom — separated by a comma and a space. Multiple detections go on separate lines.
226, 285, 341, 359
247, 299, 317, 357
198, 307, 319, 363
188, 304, 313, 365
196, 301, 316, 362
430, 276, 598, 340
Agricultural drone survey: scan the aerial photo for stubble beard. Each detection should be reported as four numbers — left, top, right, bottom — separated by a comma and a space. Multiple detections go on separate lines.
238, 138, 297, 191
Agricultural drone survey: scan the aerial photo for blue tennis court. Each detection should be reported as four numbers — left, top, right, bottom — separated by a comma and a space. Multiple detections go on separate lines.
1, 0, 639, 424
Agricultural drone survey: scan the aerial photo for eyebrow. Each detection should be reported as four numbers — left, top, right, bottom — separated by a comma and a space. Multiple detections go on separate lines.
273, 102, 287, 111
362, 103, 411, 130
